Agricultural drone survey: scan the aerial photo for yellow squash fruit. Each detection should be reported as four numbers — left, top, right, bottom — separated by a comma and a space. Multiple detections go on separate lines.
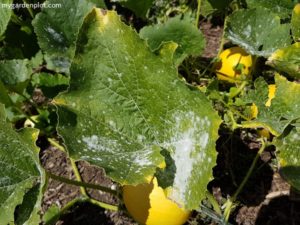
294, 3, 300, 14
123, 177, 190, 225
215, 46, 253, 83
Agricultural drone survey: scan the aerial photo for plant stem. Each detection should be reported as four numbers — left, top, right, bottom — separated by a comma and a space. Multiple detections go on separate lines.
216, 16, 228, 58
46, 171, 118, 196
23, 0, 34, 18
45, 198, 80, 225
47, 138, 118, 196
70, 158, 88, 196
220, 99, 249, 122
223, 140, 267, 221
48, 138, 65, 152
228, 81, 247, 99
87, 198, 118, 211
206, 191, 222, 215
195, 0, 202, 28
228, 111, 240, 130
48, 138, 91, 196
45, 197, 118, 225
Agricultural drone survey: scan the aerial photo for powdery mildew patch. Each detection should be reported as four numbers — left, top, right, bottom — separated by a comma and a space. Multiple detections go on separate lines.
163, 111, 212, 205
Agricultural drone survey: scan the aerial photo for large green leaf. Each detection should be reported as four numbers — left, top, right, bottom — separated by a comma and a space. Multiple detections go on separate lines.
112, 0, 154, 18
32, 0, 94, 73
0, 104, 45, 225
246, 0, 296, 18
55, 9, 221, 209
0, 0, 12, 37
139, 15, 206, 66
267, 42, 300, 79
274, 127, 300, 191
225, 8, 291, 57
242, 74, 300, 136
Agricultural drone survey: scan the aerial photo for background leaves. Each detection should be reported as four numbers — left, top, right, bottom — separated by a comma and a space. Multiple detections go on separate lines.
243, 74, 300, 136
274, 127, 300, 191
246, 0, 296, 19
225, 8, 291, 57
112, 0, 154, 18
32, 0, 95, 73
267, 42, 300, 79
139, 15, 206, 66
0, 0, 12, 37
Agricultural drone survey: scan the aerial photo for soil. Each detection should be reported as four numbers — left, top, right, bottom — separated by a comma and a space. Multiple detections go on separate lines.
37, 13, 300, 225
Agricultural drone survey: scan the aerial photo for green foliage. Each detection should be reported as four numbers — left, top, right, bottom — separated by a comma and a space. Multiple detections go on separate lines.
0, 59, 32, 93
292, 4, 300, 41
225, 8, 291, 57
246, 0, 296, 18
31, 73, 69, 98
0, 81, 12, 106
1, 0, 300, 222
32, 0, 95, 73
242, 74, 300, 136
54, 9, 221, 209
139, 15, 206, 66
267, 42, 300, 79
88, 0, 106, 8
0, 104, 45, 225
0, 0, 12, 37
274, 127, 300, 191
112, 0, 154, 18
201, 0, 233, 16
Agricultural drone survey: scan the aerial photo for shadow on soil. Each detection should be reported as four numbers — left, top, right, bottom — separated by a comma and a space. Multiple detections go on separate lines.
255, 195, 300, 225
59, 202, 114, 225
208, 129, 274, 206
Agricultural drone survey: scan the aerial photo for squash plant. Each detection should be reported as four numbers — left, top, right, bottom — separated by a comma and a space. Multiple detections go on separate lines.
0, 0, 300, 225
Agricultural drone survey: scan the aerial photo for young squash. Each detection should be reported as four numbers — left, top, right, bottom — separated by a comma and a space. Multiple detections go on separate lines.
123, 177, 191, 225
215, 47, 253, 83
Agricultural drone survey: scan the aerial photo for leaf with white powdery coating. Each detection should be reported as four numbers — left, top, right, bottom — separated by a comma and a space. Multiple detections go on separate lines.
55, 9, 221, 209
246, 0, 296, 19
0, 104, 45, 225
32, 0, 94, 73
267, 42, 300, 79
225, 8, 291, 57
